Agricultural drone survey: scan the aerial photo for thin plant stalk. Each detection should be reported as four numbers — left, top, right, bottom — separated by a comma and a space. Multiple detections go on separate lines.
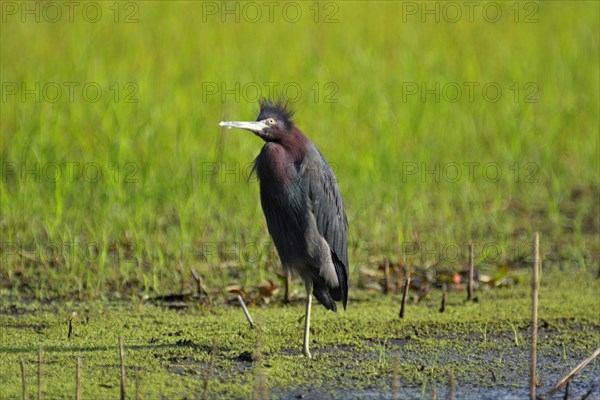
530, 232, 540, 400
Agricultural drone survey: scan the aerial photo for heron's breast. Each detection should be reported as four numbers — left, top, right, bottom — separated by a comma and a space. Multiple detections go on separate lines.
257, 142, 301, 187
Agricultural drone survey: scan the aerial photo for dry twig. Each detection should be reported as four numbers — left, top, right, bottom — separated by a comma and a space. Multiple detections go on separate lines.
530, 232, 540, 400
467, 241, 474, 301
20, 359, 26, 400
75, 356, 82, 400
399, 275, 411, 319
538, 347, 600, 399
119, 337, 126, 400
38, 346, 43, 400
237, 294, 255, 328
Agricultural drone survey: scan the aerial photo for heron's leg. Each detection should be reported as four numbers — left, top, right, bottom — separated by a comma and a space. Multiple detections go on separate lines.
302, 281, 313, 358
284, 271, 291, 303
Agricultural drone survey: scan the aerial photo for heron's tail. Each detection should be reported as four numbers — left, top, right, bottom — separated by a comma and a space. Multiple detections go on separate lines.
311, 253, 348, 311
312, 282, 337, 312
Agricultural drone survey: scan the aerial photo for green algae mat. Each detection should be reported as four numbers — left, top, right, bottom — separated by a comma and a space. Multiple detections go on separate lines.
1, 268, 598, 399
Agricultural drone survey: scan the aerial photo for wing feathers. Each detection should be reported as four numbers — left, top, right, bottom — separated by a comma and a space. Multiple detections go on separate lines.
302, 148, 349, 309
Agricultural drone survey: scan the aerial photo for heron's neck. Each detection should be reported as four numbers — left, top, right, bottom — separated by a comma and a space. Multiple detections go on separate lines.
278, 127, 309, 162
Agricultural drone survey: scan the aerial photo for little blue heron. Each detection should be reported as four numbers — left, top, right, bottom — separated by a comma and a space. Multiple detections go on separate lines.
219, 99, 349, 358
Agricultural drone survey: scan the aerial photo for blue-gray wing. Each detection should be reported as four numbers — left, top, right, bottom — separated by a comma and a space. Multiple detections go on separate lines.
300, 146, 349, 309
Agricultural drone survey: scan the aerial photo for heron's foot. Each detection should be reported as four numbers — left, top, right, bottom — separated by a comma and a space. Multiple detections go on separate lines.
302, 346, 312, 359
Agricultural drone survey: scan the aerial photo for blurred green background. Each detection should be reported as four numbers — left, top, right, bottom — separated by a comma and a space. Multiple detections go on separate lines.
1, 1, 598, 299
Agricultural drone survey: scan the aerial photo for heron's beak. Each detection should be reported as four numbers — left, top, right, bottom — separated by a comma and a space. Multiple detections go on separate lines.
219, 120, 268, 133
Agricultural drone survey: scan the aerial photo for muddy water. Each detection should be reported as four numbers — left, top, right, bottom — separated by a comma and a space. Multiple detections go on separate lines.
273, 334, 599, 399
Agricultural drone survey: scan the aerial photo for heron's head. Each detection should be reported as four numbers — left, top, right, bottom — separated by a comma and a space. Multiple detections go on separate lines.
219, 98, 295, 142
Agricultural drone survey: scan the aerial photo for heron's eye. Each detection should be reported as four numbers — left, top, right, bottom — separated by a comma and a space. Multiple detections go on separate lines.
266, 118, 276, 125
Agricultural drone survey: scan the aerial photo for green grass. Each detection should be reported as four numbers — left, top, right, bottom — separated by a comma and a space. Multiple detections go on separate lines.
1, 2, 599, 300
